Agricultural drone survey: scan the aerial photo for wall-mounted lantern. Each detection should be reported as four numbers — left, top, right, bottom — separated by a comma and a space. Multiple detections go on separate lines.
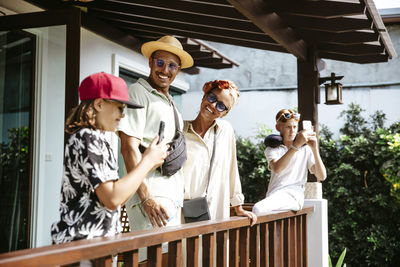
319, 72, 344, 105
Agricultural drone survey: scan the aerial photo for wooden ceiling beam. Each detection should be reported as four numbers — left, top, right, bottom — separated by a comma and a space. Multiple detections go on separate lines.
87, 2, 264, 35
271, 0, 366, 19
126, 29, 289, 54
99, 13, 276, 44
284, 15, 373, 33
227, 0, 307, 60
101, 0, 247, 21
298, 29, 379, 44
319, 51, 389, 64
198, 63, 236, 69
363, 0, 397, 59
317, 43, 384, 56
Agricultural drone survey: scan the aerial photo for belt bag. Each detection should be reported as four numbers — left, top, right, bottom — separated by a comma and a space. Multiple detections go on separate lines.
159, 130, 187, 176
183, 197, 210, 223
139, 102, 187, 177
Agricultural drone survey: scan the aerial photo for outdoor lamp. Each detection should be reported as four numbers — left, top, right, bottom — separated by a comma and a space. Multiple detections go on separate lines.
319, 72, 344, 105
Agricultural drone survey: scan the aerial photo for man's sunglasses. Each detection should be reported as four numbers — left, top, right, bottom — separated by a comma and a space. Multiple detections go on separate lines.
153, 58, 180, 72
206, 92, 228, 113
277, 112, 300, 122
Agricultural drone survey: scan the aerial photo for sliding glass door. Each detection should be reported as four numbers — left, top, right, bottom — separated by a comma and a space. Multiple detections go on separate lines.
0, 30, 35, 252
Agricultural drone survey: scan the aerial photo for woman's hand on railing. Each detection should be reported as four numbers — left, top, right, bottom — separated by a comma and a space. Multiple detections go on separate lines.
234, 205, 257, 226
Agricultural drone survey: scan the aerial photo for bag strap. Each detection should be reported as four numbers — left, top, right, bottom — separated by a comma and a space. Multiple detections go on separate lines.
205, 126, 217, 196
170, 101, 180, 131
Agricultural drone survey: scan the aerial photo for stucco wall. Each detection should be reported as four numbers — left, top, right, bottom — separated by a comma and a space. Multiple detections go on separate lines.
182, 25, 400, 139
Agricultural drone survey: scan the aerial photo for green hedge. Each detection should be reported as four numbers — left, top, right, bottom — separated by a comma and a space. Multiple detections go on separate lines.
237, 104, 400, 266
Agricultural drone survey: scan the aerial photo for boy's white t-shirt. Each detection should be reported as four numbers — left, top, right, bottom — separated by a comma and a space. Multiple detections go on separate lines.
265, 145, 315, 196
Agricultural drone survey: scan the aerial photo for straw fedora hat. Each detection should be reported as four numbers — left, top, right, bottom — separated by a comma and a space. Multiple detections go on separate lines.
141, 36, 194, 69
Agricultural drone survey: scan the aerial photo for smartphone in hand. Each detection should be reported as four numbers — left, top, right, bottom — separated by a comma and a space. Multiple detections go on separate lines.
157, 121, 165, 144
302, 120, 312, 131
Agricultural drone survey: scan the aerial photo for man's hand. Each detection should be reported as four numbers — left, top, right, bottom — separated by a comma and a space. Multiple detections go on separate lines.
293, 130, 309, 148
306, 131, 318, 149
142, 198, 169, 227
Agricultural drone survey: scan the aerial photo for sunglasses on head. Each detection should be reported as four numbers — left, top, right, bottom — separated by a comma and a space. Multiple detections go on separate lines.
277, 112, 300, 122
206, 92, 228, 113
153, 58, 180, 72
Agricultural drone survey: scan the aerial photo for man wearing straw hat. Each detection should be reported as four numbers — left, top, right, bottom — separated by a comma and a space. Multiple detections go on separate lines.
117, 35, 193, 259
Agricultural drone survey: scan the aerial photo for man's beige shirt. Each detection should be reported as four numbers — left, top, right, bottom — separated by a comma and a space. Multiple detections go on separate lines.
117, 78, 184, 209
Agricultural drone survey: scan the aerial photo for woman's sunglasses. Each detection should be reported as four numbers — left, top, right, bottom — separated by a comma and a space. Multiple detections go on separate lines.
206, 92, 228, 113
153, 58, 180, 72
277, 112, 300, 122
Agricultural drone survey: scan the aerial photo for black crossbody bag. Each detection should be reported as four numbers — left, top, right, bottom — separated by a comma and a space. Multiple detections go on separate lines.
139, 102, 187, 176
158, 102, 187, 176
182, 127, 216, 223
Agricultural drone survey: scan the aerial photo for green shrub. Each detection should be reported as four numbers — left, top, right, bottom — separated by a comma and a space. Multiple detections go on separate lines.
236, 126, 271, 203
320, 104, 400, 266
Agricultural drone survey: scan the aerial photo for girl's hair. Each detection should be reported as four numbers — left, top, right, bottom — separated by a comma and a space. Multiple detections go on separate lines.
65, 100, 97, 135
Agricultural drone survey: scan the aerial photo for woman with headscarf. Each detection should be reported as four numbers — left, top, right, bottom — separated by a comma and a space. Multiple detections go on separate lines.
182, 80, 256, 224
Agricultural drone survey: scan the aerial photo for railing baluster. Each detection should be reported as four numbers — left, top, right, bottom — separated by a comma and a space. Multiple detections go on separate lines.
187, 236, 199, 267
122, 249, 139, 267
168, 240, 181, 267
202, 233, 214, 267
296, 215, 302, 267
284, 217, 296, 267
289, 218, 297, 267
302, 215, 308, 267
147, 244, 162, 267
249, 224, 259, 267
229, 228, 239, 267
92, 256, 111, 267
270, 220, 284, 267
260, 223, 268, 267
284, 218, 289, 265
217, 230, 228, 266
239, 227, 249, 267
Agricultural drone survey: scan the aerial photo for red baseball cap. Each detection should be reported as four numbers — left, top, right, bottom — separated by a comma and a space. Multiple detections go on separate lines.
78, 72, 143, 109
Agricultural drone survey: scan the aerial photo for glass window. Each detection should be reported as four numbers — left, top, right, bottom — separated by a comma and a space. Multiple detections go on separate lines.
0, 30, 35, 252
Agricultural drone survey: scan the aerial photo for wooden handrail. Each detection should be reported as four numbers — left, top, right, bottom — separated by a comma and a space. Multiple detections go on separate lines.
0, 206, 314, 267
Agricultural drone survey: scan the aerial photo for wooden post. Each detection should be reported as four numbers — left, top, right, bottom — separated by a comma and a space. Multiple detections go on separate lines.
297, 49, 320, 182
297, 49, 320, 133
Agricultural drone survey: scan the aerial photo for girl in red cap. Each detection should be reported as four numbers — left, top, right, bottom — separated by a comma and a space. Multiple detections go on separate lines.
51, 72, 169, 247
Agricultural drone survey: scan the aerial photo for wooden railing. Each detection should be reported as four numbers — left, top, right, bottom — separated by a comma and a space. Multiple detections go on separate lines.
0, 206, 313, 267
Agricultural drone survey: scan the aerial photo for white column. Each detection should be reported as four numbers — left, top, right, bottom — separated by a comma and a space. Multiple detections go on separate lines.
304, 199, 329, 267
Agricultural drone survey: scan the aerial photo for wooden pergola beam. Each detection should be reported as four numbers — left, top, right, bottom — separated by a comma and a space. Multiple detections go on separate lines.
90, 1, 263, 34
284, 15, 373, 33
298, 29, 379, 44
272, 0, 366, 19
99, 14, 275, 44
319, 51, 389, 64
122, 28, 288, 54
363, 0, 397, 59
317, 43, 384, 56
227, 0, 307, 60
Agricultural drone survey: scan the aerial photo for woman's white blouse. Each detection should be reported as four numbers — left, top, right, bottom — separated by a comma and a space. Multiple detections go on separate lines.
183, 119, 244, 220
